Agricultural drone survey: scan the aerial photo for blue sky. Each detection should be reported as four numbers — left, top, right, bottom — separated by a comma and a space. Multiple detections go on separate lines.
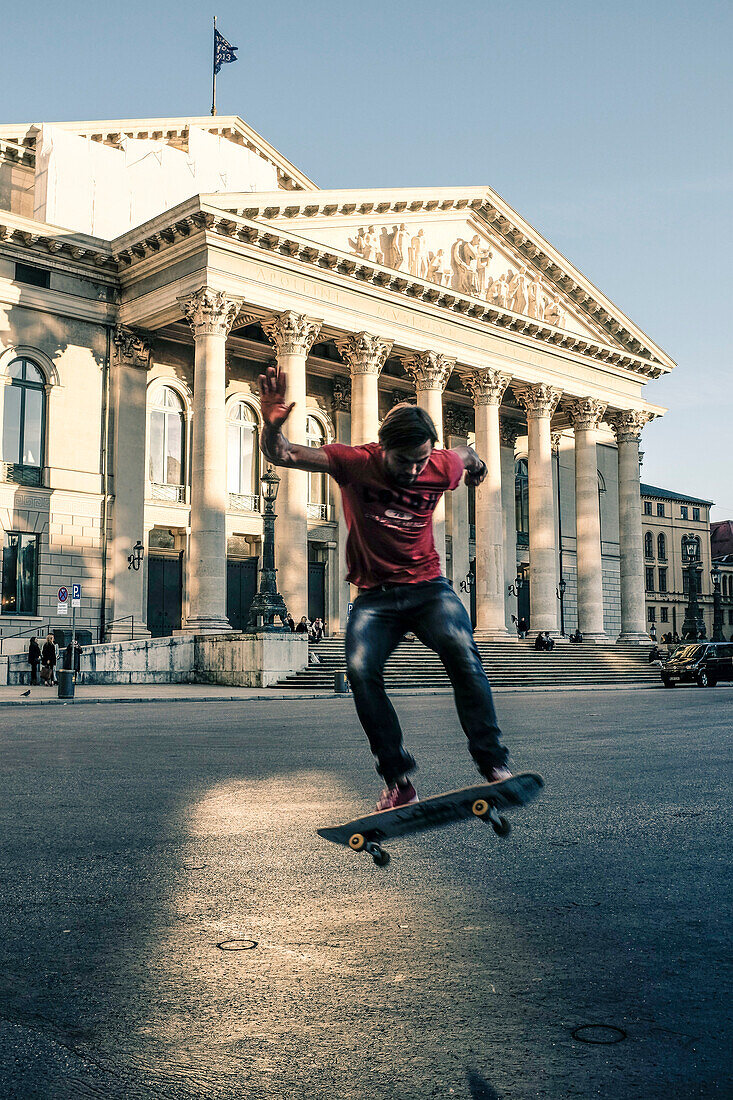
5, 0, 731, 518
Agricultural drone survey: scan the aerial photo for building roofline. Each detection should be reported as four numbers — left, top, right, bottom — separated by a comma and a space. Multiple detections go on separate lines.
641, 483, 714, 506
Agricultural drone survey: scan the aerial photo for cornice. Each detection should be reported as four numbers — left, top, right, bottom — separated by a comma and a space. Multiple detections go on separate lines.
206, 187, 674, 370
0, 211, 115, 276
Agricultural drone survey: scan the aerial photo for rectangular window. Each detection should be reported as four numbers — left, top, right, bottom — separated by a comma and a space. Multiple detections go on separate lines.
645, 567, 655, 592
680, 506, 688, 519
683, 573, 689, 596
692, 507, 700, 521
1, 532, 38, 615
14, 262, 50, 289
648, 606, 656, 622
660, 607, 669, 623
656, 503, 665, 516
644, 501, 652, 515
729, 610, 733, 626
658, 567, 667, 593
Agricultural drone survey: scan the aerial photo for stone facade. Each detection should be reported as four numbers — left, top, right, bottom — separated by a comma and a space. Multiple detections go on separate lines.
0, 115, 673, 650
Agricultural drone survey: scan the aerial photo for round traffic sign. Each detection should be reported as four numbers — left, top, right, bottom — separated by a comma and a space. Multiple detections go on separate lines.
58, 587, 69, 602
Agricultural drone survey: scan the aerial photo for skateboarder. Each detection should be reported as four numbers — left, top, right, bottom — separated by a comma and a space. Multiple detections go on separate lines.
258, 365, 511, 810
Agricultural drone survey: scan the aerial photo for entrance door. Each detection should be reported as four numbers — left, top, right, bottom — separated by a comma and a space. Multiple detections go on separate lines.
469, 559, 476, 629
518, 574, 530, 628
147, 553, 183, 637
227, 557, 259, 631
308, 561, 326, 623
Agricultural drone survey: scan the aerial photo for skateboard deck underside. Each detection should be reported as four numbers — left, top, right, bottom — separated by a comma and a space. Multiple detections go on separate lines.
317, 772, 543, 847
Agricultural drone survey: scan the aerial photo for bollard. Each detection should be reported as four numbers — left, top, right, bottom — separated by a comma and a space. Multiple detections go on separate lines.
334, 671, 350, 694
57, 669, 75, 700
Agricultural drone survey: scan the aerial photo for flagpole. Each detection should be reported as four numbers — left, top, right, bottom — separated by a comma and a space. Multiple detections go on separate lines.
211, 15, 217, 117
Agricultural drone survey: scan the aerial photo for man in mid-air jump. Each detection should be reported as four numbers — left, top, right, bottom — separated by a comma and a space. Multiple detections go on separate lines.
259, 365, 511, 810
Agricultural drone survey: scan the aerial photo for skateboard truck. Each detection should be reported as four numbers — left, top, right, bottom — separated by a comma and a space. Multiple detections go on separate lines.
471, 797, 511, 837
348, 832, 391, 866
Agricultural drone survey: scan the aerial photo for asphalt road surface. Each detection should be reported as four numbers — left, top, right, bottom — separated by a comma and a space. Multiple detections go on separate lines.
0, 688, 730, 1099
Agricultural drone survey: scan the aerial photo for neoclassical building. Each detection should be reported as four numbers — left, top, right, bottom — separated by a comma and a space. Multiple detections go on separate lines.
0, 116, 672, 648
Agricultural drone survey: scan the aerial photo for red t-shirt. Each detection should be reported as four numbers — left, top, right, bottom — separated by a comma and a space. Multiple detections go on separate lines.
322, 441, 464, 589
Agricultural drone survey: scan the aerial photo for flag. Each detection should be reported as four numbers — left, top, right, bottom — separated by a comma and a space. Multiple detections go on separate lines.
214, 29, 238, 74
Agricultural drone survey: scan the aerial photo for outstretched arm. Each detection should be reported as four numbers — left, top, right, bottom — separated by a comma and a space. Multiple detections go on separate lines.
257, 366, 331, 473
450, 445, 488, 488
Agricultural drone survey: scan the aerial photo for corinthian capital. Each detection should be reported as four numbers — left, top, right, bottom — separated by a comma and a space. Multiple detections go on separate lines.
331, 376, 352, 413
463, 367, 511, 407
262, 310, 322, 356
443, 404, 473, 439
113, 325, 152, 370
608, 408, 655, 443
178, 287, 244, 338
568, 397, 607, 431
335, 332, 393, 376
515, 383, 562, 419
401, 351, 455, 393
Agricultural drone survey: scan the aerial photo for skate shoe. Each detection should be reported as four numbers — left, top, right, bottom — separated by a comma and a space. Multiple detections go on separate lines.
376, 781, 419, 811
487, 764, 513, 783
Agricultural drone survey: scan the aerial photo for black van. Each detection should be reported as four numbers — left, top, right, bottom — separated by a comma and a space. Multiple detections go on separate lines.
661, 642, 733, 687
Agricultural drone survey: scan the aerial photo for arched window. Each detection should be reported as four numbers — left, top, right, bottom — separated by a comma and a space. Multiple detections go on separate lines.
657, 532, 666, 561
515, 458, 529, 544
149, 387, 185, 492
722, 575, 728, 598
1, 357, 46, 485
306, 415, 328, 518
644, 531, 654, 559
227, 401, 259, 501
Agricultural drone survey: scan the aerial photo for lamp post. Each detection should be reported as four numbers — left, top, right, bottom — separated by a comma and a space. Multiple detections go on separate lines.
681, 534, 705, 641
556, 577, 567, 637
127, 540, 144, 571
711, 563, 725, 642
246, 465, 289, 632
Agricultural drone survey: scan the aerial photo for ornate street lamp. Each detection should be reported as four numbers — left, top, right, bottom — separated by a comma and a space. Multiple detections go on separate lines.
127, 540, 144, 571
459, 571, 474, 594
711, 563, 725, 642
246, 465, 289, 632
556, 577, 567, 637
681, 534, 705, 641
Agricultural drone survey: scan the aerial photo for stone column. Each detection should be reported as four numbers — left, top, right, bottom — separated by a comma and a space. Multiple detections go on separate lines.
444, 405, 473, 613
500, 418, 520, 632
464, 368, 512, 638
107, 326, 153, 639
262, 310, 322, 621
516, 384, 562, 635
610, 410, 653, 643
179, 287, 243, 633
330, 376, 352, 633
335, 332, 392, 445
403, 351, 455, 570
569, 398, 607, 641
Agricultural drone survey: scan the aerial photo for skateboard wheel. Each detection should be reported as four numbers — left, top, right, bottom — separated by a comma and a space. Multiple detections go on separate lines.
472, 799, 489, 817
492, 815, 511, 837
372, 848, 391, 867
348, 833, 366, 851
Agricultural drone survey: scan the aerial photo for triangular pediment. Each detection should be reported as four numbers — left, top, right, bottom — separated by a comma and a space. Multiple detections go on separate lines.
208, 186, 673, 366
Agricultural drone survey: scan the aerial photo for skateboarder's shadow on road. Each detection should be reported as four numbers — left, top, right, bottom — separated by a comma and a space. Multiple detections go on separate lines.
466, 1068, 500, 1099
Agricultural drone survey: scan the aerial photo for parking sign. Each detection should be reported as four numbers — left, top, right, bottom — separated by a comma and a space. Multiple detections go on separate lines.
72, 584, 81, 607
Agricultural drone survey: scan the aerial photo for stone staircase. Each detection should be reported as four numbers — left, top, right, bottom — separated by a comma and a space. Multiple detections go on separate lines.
277, 637, 660, 690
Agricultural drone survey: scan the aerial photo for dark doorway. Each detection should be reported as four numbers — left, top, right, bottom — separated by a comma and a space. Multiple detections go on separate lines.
308, 561, 326, 623
227, 557, 259, 631
469, 559, 476, 628
147, 553, 183, 637
518, 571, 530, 628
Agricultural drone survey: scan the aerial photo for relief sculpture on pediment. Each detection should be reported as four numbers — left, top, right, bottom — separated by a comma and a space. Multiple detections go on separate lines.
347, 223, 568, 329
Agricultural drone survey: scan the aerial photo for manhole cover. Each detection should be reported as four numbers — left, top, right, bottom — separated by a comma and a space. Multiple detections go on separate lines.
572, 1024, 627, 1045
217, 939, 258, 951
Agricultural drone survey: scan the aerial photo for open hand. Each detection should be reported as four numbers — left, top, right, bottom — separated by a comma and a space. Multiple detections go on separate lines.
258, 366, 295, 429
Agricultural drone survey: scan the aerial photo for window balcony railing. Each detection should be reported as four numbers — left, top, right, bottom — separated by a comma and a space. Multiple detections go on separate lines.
229, 492, 261, 513
1, 462, 42, 487
150, 482, 186, 503
307, 502, 330, 521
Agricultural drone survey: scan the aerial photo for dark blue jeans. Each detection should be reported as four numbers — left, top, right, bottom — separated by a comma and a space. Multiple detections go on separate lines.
345, 577, 508, 786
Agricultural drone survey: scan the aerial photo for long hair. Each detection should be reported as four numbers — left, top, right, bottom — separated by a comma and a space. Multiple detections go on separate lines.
378, 403, 438, 450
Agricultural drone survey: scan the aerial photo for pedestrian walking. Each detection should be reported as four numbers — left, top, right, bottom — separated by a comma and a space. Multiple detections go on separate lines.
27, 637, 41, 685
259, 365, 512, 810
41, 634, 56, 686
517, 616, 528, 639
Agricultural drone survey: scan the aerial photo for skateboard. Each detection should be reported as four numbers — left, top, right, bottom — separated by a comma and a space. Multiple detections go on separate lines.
317, 772, 544, 867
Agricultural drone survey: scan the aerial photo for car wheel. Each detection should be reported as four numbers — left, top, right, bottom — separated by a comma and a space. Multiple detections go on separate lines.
662, 677, 675, 688
697, 671, 710, 687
